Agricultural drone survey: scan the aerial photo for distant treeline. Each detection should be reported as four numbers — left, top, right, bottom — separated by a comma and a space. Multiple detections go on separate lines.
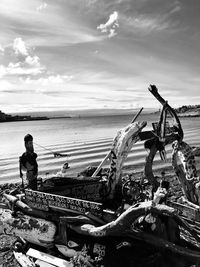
0, 110, 49, 122
175, 104, 200, 113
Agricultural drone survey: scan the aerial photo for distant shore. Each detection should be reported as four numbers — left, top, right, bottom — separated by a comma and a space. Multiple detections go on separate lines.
152, 104, 200, 118
0, 117, 49, 123
0, 110, 49, 123
177, 113, 200, 118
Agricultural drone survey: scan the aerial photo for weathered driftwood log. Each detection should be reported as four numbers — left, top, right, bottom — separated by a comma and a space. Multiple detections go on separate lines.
124, 229, 200, 261
144, 85, 184, 189
92, 108, 144, 179
144, 142, 159, 190
0, 208, 56, 247
3, 193, 32, 212
68, 201, 200, 261
172, 140, 200, 205
68, 201, 176, 237
148, 85, 183, 139
107, 121, 147, 198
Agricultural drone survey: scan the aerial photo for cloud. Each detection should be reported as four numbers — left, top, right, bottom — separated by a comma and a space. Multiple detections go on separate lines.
169, 1, 181, 15
24, 75, 73, 87
0, 44, 4, 54
0, 62, 43, 77
119, 1, 182, 36
7, 62, 43, 75
1, 37, 44, 77
0, 65, 6, 78
25, 55, 40, 67
13, 37, 28, 56
124, 15, 170, 33
97, 11, 119, 38
0, 79, 15, 92
37, 2, 47, 11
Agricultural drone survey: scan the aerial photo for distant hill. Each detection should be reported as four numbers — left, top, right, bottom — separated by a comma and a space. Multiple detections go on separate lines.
0, 110, 49, 122
9, 108, 155, 118
175, 105, 200, 117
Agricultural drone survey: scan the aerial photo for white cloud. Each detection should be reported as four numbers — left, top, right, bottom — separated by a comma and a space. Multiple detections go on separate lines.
0, 44, 4, 54
25, 55, 40, 67
169, 1, 181, 15
13, 37, 28, 56
0, 65, 6, 78
37, 2, 47, 11
23, 74, 73, 88
6, 62, 43, 75
0, 79, 14, 92
97, 11, 119, 38
0, 38, 45, 77
125, 16, 170, 32
108, 28, 117, 38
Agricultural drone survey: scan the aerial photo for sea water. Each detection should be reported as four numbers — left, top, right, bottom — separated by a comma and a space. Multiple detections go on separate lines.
0, 114, 200, 183
0, 114, 155, 158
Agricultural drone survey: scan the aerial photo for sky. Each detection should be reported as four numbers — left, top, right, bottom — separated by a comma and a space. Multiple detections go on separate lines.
0, 0, 200, 115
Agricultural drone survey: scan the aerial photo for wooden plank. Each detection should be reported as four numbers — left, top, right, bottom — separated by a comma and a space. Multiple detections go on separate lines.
27, 248, 73, 267
35, 259, 55, 267
42, 180, 103, 201
25, 189, 103, 216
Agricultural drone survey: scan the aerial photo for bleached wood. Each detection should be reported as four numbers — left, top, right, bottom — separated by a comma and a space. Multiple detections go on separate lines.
13, 251, 36, 267
27, 248, 73, 267
0, 208, 56, 247
35, 259, 55, 267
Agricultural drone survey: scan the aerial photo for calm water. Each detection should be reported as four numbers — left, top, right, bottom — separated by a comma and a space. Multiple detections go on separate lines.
0, 114, 154, 158
0, 114, 200, 183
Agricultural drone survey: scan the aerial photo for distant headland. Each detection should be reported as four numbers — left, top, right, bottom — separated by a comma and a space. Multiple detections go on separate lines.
154, 104, 200, 117
175, 105, 200, 117
0, 110, 49, 122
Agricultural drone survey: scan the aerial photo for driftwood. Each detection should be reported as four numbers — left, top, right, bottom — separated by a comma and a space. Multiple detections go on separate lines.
125, 229, 200, 261
27, 248, 72, 267
92, 108, 144, 177
0, 208, 56, 247
91, 108, 147, 199
143, 85, 184, 189
13, 251, 36, 267
35, 260, 55, 267
68, 201, 176, 237
68, 201, 200, 260
172, 140, 200, 205
148, 85, 183, 138
107, 120, 147, 198
3, 193, 32, 213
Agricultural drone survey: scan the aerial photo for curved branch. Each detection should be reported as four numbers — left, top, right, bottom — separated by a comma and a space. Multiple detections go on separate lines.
148, 84, 183, 141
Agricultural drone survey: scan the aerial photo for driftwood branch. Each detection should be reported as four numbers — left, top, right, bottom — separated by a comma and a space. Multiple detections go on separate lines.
172, 140, 200, 205
148, 84, 184, 140
144, 85, 184, 188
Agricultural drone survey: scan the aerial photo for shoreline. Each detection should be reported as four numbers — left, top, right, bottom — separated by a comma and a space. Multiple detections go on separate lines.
0, 117, 49, 123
